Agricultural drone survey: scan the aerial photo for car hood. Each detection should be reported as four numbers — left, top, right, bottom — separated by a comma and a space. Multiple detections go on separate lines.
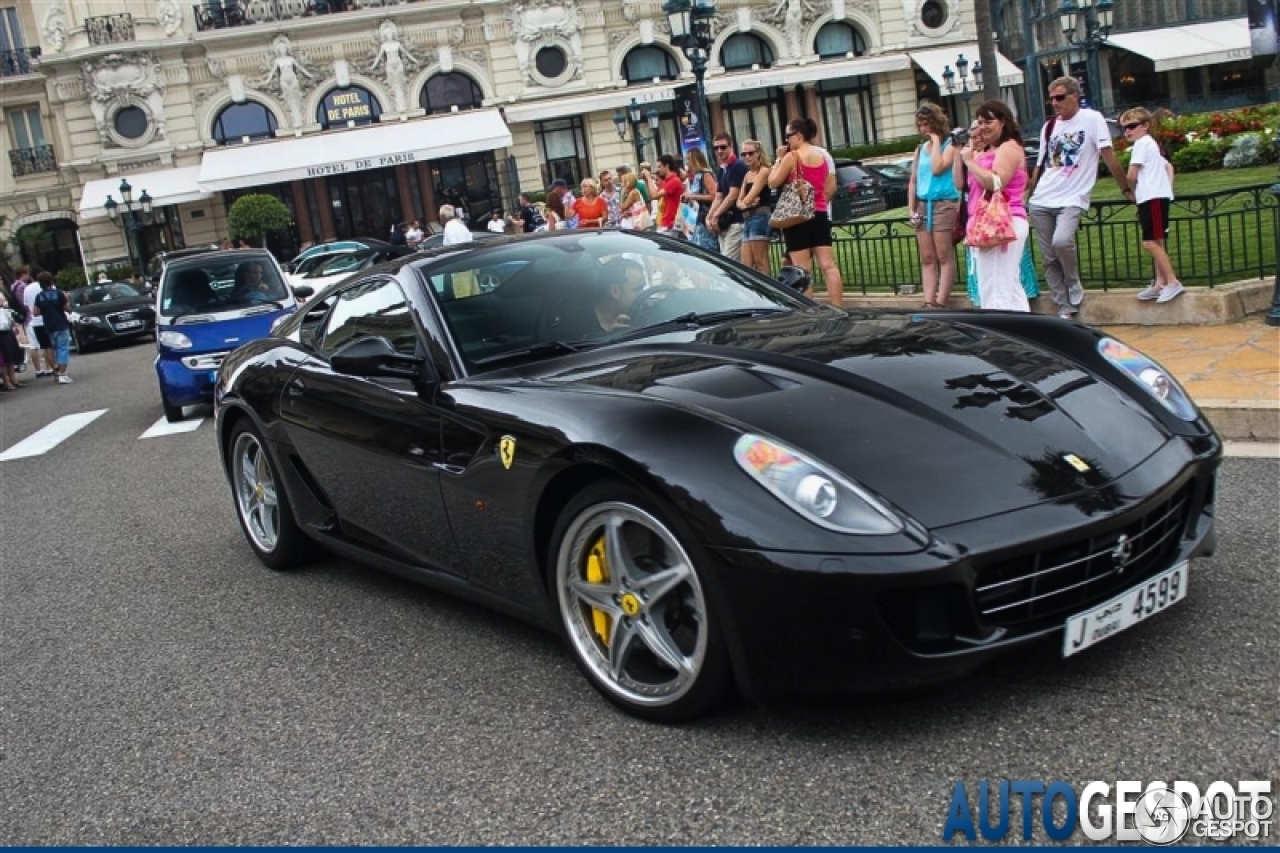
158, 309, 291, 354
71, 296, 154, 318
531, 311, 1171, 528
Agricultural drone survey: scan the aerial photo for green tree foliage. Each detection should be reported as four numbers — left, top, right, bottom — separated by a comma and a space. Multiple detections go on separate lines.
227, 194, 292, 248
55, 266, 87, 290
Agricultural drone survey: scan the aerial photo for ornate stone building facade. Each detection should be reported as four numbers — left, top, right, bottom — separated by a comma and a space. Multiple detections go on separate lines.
2, 0, 1024, 274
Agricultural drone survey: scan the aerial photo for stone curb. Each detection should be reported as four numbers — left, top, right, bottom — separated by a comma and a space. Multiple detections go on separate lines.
1198, 399, 1280, 443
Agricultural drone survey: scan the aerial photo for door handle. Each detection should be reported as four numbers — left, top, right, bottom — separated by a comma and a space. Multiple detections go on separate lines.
286, 377, 305, 396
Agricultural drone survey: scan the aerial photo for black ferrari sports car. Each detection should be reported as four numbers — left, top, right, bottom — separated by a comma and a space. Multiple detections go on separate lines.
214, 230, 1220, 722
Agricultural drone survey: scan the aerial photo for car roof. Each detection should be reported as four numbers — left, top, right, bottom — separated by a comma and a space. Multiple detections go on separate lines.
164, 248, 279, 273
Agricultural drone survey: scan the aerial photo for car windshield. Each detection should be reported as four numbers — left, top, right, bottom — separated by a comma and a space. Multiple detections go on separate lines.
837, 165, 871, 185
68, 283, 142, 308
159, 254, 290, 319
295, 251, 355, 277
422, 231, 810, 371
308, 251, 374, 278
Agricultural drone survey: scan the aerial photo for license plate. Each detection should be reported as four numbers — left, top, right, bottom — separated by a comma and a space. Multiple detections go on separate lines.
116, 320, 142, 330
1063, 561, 1188, 657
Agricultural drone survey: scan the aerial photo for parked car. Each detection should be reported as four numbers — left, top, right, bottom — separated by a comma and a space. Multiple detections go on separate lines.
830, 159, 889, 222
154, 249, 313, 422
290, 246, 409, 291
416, 229, 507, 251
861, 159, 913, 209
284, 238, 391, 273
214, 229, 1220, 723
67, 281, 155, 353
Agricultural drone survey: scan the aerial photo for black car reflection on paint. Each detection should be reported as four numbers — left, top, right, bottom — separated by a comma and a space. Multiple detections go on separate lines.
213, 230, 1221, 723
68, 281, 156, 352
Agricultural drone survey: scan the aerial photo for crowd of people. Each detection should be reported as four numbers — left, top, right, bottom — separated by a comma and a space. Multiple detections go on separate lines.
0, 266, 76, 394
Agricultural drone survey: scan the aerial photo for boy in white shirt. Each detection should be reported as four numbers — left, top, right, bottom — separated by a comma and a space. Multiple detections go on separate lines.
1027, 76, 1132, 319
1121, 107, 1182, 303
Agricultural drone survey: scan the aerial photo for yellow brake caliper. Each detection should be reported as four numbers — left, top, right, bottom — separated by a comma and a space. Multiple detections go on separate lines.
586, 535, 611, 645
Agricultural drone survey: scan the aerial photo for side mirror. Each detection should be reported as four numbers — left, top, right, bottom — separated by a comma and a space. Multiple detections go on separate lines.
291, 284, 315, 300
777, 265, 811, 293
330, 336, 427, 380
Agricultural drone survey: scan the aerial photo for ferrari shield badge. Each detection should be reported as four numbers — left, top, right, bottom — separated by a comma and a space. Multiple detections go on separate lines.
499, 435, 517, 470
1063, 453, 1091, 473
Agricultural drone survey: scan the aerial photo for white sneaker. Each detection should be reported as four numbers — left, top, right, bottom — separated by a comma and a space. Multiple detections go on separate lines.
1068, 283, 1085, 306
1156, 282, 1185, 303
56, 374, 72, 384
1057, 306, 1078, 320
1136, 284, 1161, 301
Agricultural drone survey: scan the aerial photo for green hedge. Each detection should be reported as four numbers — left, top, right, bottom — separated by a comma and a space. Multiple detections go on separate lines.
830, 137, 920, 162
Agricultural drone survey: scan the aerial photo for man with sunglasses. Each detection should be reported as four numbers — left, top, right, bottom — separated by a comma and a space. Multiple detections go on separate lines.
1027, 76, 1132, 319
707, 131, 748, 261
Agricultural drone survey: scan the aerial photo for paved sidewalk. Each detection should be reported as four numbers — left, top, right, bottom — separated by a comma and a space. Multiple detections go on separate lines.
1101, 317, 1279, 441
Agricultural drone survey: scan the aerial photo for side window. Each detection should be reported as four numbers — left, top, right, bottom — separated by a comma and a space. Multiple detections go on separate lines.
297, 292, 338, 350
318, 278, 419, 358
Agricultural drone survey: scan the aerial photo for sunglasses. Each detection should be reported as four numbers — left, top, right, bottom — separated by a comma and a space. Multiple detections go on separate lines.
1122, 121, 1144, 131
1048, 93, 1072, 102
713, 144, 730, 150
741, 150, 757, 156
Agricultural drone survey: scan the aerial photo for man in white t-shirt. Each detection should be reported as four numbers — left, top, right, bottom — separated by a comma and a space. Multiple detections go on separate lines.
1027, 76, 1132, 319
439, 204, 473, 246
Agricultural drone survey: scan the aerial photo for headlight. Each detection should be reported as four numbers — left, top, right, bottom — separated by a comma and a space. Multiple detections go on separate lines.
1098, 337, 1197, 420
77, 315, 104, 325
733, 434, 903, 535
158, 330, 193, 350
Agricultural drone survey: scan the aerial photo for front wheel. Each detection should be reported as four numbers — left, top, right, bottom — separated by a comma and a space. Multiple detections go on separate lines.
229, 419, 313, 571
551, 481, 731, 723
161, 394, 184, 423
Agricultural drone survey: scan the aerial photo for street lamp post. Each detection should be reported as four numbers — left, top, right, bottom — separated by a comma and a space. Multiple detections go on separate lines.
663, 0, 716, 146
102, 177, 155, 277
941, 53, 984, 128
1058, 0, 1114, 110
613, 98, 662, 167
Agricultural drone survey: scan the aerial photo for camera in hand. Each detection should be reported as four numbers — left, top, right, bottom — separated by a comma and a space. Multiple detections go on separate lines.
951, 127, 970, 145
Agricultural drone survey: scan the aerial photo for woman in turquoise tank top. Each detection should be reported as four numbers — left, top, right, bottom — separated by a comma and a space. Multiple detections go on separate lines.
907, 103, 962, 308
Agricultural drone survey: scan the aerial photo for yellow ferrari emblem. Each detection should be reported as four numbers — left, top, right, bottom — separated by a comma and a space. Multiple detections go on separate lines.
1063, 453, 1091, 473
620, 592, 642, 617
499, 435, 516, 470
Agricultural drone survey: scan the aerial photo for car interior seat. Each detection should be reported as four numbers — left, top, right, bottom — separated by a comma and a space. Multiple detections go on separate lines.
169, 268, 216, 311
533, 264, 604, 343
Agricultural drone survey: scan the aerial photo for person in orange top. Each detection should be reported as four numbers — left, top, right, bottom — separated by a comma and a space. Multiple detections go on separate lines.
655, 154, 685, 233
573, 178, 607, 228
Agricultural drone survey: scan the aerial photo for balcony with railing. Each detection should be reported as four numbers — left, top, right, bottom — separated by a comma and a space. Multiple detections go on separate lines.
0, 47, 41, 78
86, 13, 135, 45
8, 145, 58, 177
193, 0, 417, 31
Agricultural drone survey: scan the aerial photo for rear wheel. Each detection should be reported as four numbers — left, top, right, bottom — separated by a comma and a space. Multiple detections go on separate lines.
161, 394, 184, 423
229, 419, 313, 570
551, 481, 731, 723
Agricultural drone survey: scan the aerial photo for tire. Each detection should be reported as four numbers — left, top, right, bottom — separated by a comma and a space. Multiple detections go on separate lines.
161, 394, 184, 423
550, 481, 731, 723
228, 419, 313, 571
71, 330, 87, 354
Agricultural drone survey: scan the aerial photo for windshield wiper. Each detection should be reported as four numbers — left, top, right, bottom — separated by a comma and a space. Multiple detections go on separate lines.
609, 307, 787, 343
473, 339, 597, 365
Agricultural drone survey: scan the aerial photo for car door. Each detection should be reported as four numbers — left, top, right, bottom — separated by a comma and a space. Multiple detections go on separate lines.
279, 274, 459, 573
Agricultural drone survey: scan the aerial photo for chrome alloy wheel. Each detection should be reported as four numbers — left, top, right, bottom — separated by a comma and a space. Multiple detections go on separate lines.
232, 430, 281, 553
556, 501, 709, 709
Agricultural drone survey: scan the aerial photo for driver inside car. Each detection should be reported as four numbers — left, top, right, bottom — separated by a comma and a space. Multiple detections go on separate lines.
234, 262, 280, 303
591, 258, 647, 334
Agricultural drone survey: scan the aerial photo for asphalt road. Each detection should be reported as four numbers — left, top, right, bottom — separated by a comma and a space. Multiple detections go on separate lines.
1, 340, 1276, 845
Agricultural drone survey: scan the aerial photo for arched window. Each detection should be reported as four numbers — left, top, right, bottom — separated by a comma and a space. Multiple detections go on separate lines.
720, 33, 774, 71
622, 45, 680, 84
815, 22, 867, 60
212, 101, 278, 145
317, 86, 382, 130
420, 72, 485, 116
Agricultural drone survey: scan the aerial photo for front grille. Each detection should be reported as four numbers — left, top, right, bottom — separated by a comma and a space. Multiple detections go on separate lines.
107, 310, 141, 330
974, 484, 1192, 628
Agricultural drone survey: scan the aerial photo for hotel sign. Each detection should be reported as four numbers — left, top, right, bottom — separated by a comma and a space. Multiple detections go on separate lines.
304, 151, 417, 178
322, 88, 375, 125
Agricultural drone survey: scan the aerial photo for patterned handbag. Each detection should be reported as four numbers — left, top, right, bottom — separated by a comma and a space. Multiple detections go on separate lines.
768, 170, 815, 230
965, 175, 1016, 249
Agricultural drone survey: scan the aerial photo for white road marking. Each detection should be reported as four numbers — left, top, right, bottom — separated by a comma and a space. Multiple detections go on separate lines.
0, 409, 109, 461
139, 416, 205, 439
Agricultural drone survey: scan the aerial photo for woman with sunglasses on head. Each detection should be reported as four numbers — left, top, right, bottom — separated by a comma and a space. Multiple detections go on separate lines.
768, 117, 844, 306
682, 148, 719, 251
908, 103, 962, 308
954, 100, 1031, 312
735, 140, 774, 275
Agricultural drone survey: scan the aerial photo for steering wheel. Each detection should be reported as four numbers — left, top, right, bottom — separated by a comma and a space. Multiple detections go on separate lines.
626, 285, 682, 327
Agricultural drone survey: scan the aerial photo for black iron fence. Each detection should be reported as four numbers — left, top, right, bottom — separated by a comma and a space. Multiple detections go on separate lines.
771, 184, 1278, 294
8, 145, 57, 177
85, 13, 134, 45
193, 0, 404, 31
0, 47, 41, 78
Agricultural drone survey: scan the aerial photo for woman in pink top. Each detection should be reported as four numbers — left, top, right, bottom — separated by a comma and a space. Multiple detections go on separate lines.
768, 117, 844, 307
954, 100, 1031, 312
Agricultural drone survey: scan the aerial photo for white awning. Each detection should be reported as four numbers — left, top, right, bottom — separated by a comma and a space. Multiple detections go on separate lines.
197, 109, 513, 192
78, 165, 210, 221
1106, 18, 1250, 72
704, 53, 911, 95
909, 44, 1025, 90
503, 82, 681, 124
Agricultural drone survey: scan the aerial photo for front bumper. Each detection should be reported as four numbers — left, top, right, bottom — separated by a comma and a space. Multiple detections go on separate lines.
76, 317, 154, 347
701, 441, 1220, 700
155, 350, 230, 407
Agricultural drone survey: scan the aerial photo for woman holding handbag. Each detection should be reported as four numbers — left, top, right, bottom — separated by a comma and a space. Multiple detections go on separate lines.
768, 117, 844, 307
908, 104, 962, 308
954, 100, 1030, 312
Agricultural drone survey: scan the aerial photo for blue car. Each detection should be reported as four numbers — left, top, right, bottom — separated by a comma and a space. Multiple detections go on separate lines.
154, 249, 312, 422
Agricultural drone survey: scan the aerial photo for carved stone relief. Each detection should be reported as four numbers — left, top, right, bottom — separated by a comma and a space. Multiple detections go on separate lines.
158, 0, 183, 37
510, 0, 585, 86
255, 35, 315, 129
43, 2, 69, 53
81, 53, 168, 146
766, 0, 823, 59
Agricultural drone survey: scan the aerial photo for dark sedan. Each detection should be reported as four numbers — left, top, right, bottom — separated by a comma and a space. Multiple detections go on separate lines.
831, 159, 889, 222
213, 230, 1221, 723
68, 281, 156, 352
